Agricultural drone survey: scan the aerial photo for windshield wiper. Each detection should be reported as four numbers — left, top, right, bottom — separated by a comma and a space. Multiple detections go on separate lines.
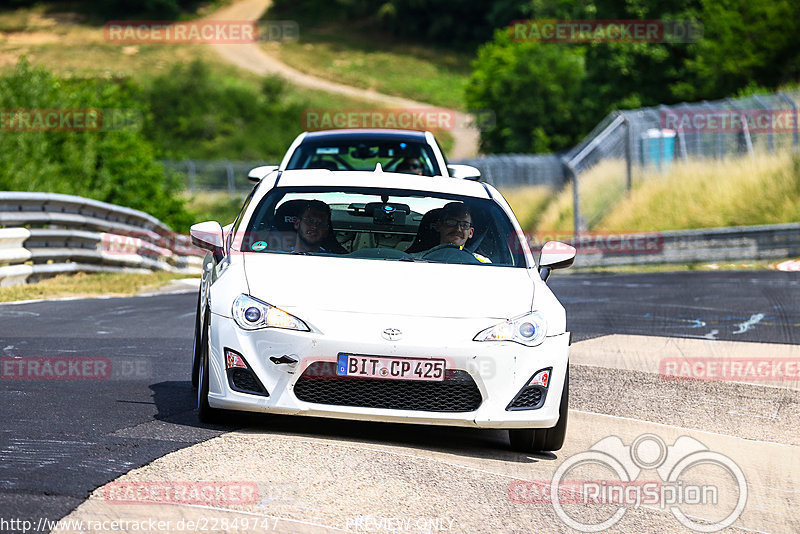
398, 257, 433, 263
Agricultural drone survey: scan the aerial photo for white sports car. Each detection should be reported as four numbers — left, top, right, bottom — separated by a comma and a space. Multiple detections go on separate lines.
190, 167, 576, 452
248, 128, 482, 180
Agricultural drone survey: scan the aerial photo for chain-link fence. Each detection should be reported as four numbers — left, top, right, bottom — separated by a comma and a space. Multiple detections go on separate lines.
561, 90, 800, 231
457, 89, 800, 232
163, 160, 273, 195
455, 154, 567, 188
166, 89, 800, 232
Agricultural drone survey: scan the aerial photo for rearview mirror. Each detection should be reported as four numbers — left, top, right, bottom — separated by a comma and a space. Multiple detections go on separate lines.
248, 165, 278, 183
447, 164, 481, 180
538, 241, 576, 281
190, 221, 224, 258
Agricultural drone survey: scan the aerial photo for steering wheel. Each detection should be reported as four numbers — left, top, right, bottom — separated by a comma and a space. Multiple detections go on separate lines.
421, 243, 481, 264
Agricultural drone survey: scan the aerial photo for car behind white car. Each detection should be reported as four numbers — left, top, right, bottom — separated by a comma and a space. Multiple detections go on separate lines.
190, 167, 576, 452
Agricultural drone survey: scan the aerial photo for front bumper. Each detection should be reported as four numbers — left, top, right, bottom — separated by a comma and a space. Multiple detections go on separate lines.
206, 311, 570, 429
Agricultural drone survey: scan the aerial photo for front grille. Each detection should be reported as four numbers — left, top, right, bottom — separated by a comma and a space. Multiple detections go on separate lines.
507, 386, 546, 410
228, 368, 268, 396
294, 361, 482, 412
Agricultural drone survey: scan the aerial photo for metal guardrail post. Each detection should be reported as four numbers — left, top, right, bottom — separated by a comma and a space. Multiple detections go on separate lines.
779, 92, 799, 151
561, 160, 580, 239
622, 112, 632, 190
703, 102, 723, 159
726, 98, 754, 158
187, 160, 196, 192
753, 95, 774, 153
226, 162, 235, 196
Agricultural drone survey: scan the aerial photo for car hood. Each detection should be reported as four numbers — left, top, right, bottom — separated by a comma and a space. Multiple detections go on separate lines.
243, 254, 533, 319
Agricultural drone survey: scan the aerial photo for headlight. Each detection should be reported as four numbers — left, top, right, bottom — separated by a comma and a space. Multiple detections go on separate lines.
232, 294, 309, 331
473, 311, 547, 347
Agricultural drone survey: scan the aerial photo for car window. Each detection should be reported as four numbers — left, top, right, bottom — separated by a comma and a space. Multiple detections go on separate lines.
285, 141, 441, 176
241, 187, 528, 267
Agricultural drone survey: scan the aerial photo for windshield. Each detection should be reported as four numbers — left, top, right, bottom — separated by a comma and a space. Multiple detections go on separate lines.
286, 140, 441, 176
240, 187, 528, 267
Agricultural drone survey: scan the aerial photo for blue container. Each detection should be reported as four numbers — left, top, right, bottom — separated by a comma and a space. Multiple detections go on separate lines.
640, 129, 676, 171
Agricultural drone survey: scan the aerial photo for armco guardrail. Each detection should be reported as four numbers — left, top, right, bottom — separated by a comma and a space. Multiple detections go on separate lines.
555, 223, 800, 268
0, 192, 203, 286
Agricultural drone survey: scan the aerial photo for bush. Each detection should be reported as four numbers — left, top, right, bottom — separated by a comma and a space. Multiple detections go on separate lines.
145, 60, 304, 160
465, 30, 587, 153
0, 58, 194, 230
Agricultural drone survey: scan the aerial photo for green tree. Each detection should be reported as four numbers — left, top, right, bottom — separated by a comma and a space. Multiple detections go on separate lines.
0, 59, 193, 230
466, 30, 587, 153
675, 0, 800, 100
145, 60, 303, 160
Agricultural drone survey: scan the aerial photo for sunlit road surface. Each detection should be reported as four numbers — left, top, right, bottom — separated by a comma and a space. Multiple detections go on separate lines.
1, 271, 798, 533
53, 340, 799, 533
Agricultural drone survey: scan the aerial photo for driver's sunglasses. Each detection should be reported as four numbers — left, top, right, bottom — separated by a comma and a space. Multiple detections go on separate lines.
408, 162, 422, 170
442, 218, 473, 231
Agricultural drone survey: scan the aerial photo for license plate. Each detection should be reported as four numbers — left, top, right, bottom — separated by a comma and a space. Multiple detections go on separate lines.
336, 354, 445, 381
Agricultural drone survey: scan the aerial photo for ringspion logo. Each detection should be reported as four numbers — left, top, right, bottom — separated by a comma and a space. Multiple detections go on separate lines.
510, 434, 747, 532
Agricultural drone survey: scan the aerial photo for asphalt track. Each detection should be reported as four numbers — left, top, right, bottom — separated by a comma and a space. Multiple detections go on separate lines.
0, 271, 798, 533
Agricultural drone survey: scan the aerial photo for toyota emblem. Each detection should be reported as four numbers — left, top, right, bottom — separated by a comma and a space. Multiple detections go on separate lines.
382, 328, 402, 341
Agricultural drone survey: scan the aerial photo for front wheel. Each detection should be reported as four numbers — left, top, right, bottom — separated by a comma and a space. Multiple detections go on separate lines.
197, 312, 221, 423
191, 295, 202, 389
509, 366, 569, 452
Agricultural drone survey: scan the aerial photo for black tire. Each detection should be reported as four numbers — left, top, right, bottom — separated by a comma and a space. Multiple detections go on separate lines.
191, 295, 202, 389
196, 311, 221, 423
509, 366, 569, 452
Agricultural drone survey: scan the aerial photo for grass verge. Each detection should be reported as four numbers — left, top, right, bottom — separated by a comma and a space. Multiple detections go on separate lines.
568, 261, 780, 274
597, 151, 800, 231
498, 185, 554, 232
0, 271, 196, 303
529, 151, 800, 234
533, 159, 628, 233
260, 16, 472, 110
182, 190, 247, 225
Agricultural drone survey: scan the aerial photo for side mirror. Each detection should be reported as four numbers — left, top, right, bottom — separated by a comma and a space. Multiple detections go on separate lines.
190, 221, 224, 261
538, 241, 576, 282
447, 164, 481, 180
248, 165, 278, 183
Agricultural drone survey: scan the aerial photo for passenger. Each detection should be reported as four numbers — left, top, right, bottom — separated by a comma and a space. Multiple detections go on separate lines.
434, 202, 491, 263
396, 158, 423, 175
293, 200, 332, 253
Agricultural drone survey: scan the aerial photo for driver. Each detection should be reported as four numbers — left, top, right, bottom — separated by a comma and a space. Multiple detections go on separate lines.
396, 157, 424, 175
433, 202, 491, 263
293, 200, 332, 253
